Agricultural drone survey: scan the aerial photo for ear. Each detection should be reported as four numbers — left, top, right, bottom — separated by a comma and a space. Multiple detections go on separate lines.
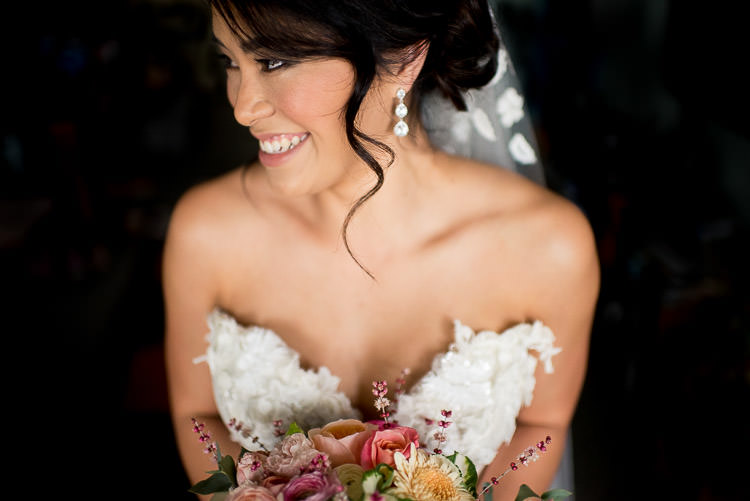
392, 40, 430, 92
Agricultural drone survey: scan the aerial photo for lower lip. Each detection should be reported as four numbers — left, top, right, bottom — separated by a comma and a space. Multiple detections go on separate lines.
257, 135, 309, 168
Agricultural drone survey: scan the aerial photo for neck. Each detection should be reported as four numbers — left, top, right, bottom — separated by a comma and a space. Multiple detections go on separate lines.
307, 126, 446, 259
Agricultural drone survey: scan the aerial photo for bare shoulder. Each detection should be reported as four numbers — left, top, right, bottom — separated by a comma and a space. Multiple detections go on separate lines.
438, 156, 600, 320
166, 168, 250, 240
478, 165, 600, 326
163, 166, 271, 266
517, 181, 598, 278
455, 157, 596, 268
162, 167, 261, 291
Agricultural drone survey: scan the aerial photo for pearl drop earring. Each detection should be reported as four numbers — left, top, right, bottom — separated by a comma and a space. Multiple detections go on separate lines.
393, 88, 409, 137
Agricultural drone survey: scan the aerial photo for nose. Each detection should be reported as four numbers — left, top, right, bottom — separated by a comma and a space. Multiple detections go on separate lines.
229, 73, 274, 127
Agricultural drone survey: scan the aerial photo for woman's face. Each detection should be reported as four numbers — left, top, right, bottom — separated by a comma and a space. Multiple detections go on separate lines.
212, 13, 393, 198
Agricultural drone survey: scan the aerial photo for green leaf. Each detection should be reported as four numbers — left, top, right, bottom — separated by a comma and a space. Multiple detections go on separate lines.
188, 472, 233, 495
285, 422, 304, 436
215, 442, 223, 464
541, 488, 573, 500
218, 454, 237, 488
515, 484, 540, 501
210, 492, 228, 501
446, 452, 478, 496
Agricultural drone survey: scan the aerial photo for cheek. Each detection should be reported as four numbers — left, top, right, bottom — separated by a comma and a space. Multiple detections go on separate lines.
357, 85, 392, 134
225, 74, 239, 107
275, 64, 353, 130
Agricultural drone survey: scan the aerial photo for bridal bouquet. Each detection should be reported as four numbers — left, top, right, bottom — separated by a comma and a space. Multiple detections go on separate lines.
189, 380, 571, 501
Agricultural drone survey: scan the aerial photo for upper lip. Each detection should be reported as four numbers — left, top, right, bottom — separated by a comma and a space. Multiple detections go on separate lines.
251, 132, 309, 141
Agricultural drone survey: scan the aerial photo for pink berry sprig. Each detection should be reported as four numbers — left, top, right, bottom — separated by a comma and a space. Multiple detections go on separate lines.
391, 368, 410, 411
273, 419, 285, 437
191, 417, 218, 462
227, 418, 269, 451
372, 380, 392, 427
432, 409, 453, 454
476, 435, 553, 499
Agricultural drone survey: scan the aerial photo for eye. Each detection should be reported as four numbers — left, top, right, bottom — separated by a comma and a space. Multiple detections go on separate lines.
257, 58, 285, 72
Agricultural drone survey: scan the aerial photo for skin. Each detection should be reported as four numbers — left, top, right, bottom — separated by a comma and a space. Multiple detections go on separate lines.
164, 10, 600, 501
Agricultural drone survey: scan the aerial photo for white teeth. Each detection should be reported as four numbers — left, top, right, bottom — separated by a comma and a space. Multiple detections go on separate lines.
258, 134, 307, 155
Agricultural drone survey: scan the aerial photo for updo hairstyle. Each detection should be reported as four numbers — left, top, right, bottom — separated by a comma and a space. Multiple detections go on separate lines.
208, 0, 500, 276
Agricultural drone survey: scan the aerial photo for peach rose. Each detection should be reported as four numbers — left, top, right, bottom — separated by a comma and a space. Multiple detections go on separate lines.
226, 484, 276, 501
236, 450, 269, 485
308, 419, 377, 468
360, 425, 420, 469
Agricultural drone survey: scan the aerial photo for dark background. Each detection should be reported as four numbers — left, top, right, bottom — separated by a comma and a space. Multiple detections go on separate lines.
3, 1, 748, 499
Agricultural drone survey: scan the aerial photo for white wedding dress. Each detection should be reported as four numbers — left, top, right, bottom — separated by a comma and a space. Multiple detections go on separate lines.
196, 308, 573, 490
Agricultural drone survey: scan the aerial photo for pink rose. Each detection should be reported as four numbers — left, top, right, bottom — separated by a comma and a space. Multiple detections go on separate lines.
281, 471, 343, 501
308, 419, 377, 468
236, 450, 269, 485
360, 425, 420, 469
267, 433, 325, 478
226, 484, 276, 501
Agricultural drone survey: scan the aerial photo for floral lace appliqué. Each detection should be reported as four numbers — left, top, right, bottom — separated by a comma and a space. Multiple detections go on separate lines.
198, 310, 560, 472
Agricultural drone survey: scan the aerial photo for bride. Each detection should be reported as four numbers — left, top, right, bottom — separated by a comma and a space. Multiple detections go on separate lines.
164, 1, 600, 499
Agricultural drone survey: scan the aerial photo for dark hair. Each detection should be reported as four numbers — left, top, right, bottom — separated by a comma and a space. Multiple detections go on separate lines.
209, 0, 499, 278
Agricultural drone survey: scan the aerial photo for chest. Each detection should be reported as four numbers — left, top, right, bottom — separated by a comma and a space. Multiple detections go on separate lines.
223, 275, 454, 412
217, 223, 530, 411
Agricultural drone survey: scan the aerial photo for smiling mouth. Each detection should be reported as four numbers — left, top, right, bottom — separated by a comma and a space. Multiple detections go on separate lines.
258, 133, 309, 155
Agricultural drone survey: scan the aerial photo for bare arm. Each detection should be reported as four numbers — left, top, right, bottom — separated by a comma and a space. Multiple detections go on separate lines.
479, 198, 600, 500
162, 186, 242, 498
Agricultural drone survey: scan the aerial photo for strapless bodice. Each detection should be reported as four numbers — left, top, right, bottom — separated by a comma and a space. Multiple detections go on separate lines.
195, 308, 561, 472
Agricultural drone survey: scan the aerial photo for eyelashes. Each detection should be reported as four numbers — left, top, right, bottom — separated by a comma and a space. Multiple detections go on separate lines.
256, 58, 286, 72
216, 53, 289, 73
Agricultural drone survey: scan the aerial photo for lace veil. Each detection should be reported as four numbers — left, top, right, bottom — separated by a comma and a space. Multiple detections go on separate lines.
421, 2, 545, 186
424, 3, 577, 494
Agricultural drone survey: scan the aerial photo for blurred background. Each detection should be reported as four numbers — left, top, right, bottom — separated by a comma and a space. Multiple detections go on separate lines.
3, 0, 748, 499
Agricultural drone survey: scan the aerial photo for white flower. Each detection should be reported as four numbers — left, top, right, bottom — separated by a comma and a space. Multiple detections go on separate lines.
496, 87, 525, 128
470, 108, 497, 141
449, 111, 472, 144
390, 444, 474, 501
486, 48, 509, 87
508, 133, 538, 165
